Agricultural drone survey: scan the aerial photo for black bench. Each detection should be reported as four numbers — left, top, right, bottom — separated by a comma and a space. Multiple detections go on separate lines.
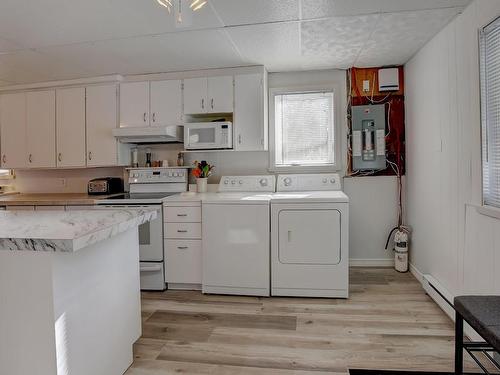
454, 296, 500, 374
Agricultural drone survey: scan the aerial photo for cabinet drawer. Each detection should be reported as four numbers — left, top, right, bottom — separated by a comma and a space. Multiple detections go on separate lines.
164, 222, 201, 239
164, 206, 201, 223
165, 240, 202, 284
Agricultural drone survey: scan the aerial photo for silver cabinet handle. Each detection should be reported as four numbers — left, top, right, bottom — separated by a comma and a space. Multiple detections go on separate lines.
88, 151, 92, 161
28, 154, 32, 163
238, 134, 242, 144
177, 214, 188, 217
201, 98, 204, 110
143, 112, 147, 122
2, 155, 6, 164
211, 98, 214, 110
58, 153, 62, 162
177, 230, 187, 233
152, 112, 156, 122
177, 246, 188, 250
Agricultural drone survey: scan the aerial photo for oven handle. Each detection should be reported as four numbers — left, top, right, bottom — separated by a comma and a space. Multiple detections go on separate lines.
140, 264, 162, 272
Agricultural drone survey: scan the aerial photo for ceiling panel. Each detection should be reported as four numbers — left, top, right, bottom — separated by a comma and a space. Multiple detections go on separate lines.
211, 0, 299, 26
225, 22, 301, 71
0, 0, 223, 49
301, 0, 471, 19
0, 50, 94, 83
355, 8, 460, 67
301, 14, 379, 69
39, 29, 244, 78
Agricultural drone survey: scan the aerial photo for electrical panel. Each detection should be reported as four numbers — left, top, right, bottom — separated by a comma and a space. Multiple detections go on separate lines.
352, 104, 386, 171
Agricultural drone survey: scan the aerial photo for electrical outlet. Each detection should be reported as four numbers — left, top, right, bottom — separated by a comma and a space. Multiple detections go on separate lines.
363, 80, 370, 92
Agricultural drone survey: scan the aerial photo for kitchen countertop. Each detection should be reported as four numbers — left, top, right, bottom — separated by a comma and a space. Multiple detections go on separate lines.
0, 193, 124, 206
0, 208, 157, 252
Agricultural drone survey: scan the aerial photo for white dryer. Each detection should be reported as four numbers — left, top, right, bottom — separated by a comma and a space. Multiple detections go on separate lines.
202, 175, 275, 296
271, 174, 349, 298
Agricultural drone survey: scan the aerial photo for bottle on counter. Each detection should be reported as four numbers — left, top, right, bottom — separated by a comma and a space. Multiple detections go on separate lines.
131, 148, 139, 168
145, 148, 152, 168
177, 152, 184, 167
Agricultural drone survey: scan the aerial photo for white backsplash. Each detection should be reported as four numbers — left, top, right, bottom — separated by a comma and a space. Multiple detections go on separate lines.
13, 167, 126, 193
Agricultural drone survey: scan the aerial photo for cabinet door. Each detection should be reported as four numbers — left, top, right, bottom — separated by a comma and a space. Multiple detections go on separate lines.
0, 93, 26, 168
119, 81, 149, 127
86, 84, 118, 167
183, 77, 207, 114
56, 87, 86, 167
234, 74, 266, 151
26, 90, 56, 168
150, 80, 182, 126
208, 76, 233, 113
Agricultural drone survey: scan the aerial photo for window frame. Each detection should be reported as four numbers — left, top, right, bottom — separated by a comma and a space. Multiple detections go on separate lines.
268, 84, 342, 173
480, 15, 500, 211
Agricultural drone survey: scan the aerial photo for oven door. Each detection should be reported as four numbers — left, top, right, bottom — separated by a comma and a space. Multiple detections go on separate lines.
185, 125, 222, 149
138, 206, 163, 261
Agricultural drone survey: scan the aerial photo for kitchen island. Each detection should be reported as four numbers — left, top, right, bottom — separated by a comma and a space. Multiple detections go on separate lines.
0, 208, 157, 375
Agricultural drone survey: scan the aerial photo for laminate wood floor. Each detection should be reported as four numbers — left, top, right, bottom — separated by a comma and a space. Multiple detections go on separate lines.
125, 267, 477, 375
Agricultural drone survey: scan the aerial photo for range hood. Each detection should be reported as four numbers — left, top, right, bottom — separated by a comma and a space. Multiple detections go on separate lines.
113, 125, 183, 144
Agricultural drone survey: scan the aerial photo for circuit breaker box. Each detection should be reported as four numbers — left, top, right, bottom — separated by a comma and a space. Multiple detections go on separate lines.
351, 104, 386, 171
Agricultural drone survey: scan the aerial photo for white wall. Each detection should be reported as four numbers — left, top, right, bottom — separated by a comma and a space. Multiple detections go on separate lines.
405, 0, 500, 296
11, 69, 399, 262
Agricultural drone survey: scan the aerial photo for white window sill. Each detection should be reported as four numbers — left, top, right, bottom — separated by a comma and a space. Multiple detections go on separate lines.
476, 205, 500, 220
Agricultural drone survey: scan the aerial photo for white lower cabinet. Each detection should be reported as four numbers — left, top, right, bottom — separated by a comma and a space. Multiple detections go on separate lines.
164, 202, 202, 289
165, 240, 202, 285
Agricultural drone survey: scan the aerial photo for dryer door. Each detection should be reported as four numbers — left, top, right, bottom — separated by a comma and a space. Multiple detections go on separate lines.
278, 209, 341, 265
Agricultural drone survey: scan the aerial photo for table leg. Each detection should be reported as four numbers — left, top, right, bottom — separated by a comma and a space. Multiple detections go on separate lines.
455, 312, 464, 375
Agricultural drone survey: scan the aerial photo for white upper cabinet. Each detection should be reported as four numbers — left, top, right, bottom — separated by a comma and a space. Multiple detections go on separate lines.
183, 77, 208, 115
0, 93, 26, 169
56, 87, 86, 168
234, 73, 268, 151
86, 84, 119, 167
150, 80, 182, 126
183, 76, 234, 114
208, 76, 234, 113
26, 90, 56, 168
119, 81, 149, 127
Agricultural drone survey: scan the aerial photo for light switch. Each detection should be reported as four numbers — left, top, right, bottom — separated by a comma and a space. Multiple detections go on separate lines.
363, 80, 370, 92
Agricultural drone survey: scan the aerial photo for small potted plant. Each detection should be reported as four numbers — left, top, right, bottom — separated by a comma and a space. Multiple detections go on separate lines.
192, 160, 214, 193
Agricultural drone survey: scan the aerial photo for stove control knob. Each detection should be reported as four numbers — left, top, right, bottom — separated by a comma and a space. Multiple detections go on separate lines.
259, 178, 268, 187
284, 177, 292, 186
173, 172, 178, 177
239, 180, 243, 185
330, 178, 336, 184
231, 180, 236, 185
322, 178, 328, 183
179, 172, 184, 177
224, 180, 229, 185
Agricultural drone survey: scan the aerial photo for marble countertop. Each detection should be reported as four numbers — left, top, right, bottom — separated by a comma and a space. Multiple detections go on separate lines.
0, 193, 125, 206
0, 208, 157, 252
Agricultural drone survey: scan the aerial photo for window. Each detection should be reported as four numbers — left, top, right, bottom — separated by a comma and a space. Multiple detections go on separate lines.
481, 16, 500, 208
270, 88, 338, 171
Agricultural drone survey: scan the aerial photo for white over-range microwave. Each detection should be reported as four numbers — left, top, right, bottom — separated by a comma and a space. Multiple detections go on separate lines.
184, 122, 233, 150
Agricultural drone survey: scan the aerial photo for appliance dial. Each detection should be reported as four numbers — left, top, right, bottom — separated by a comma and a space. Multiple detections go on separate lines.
224, 180, 229, 185
322, 178, 328, 183
239, 180, 243, 185
284, 177, 292, 186
231, 180, 236, 185
259, 178, 268, 186
330, 178, 336, 184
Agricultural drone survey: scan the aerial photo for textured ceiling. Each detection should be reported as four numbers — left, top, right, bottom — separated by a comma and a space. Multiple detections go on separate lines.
0, 0, 471, 85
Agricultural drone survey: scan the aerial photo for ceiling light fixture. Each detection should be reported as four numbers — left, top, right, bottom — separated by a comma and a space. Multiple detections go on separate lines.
155, 0, 207, 22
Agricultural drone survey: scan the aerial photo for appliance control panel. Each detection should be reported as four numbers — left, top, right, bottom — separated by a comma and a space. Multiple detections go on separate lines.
218, 175, 276, 192
128, 168, 188, 184
276, 174, 342, 192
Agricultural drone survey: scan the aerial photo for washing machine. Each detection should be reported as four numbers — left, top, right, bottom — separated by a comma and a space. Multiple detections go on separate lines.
202, 175, 275, 296
271, 174, 349, 298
